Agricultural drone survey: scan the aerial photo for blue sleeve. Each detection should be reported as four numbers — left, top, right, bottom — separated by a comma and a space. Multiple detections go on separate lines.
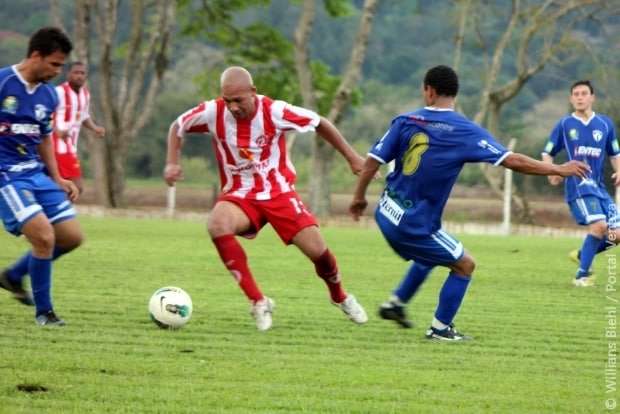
465, 126, 510, 165
543, 120, 564, 156
368, 117, 404, 164
604, 116, 619, 157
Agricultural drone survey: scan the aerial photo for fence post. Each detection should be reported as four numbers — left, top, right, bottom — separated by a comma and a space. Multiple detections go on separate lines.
167, 185, 176, 217
502, 138, 517, 235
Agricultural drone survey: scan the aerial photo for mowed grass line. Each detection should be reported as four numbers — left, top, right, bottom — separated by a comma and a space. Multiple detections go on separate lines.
0, 217, 612, 413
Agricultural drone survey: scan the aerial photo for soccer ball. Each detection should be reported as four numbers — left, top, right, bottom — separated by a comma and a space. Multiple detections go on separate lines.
148, 287, 193, 329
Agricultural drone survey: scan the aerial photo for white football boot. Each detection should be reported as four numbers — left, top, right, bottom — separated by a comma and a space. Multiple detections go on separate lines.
335, 294, 368, 324
250, 297, 275, 331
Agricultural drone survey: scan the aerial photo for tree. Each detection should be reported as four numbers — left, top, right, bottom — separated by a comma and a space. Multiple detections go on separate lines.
295, 0, 379, 216
459, 0, 606, 222
66, 0, 175, 207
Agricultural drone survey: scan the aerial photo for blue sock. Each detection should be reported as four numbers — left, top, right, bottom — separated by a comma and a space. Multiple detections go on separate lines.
29, 256, 53, 315
434, 272, 471, 326
6, 247, 67, 283
394, 262, 434, 303
596, 236, 613, 254
577, 235, 603, 278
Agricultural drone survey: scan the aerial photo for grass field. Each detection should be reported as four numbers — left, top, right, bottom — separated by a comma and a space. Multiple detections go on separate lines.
0, 217, 615, 413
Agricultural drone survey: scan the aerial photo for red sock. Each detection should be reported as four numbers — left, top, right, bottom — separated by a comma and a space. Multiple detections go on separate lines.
212, 234, 263, 303
313, 249, 347, 303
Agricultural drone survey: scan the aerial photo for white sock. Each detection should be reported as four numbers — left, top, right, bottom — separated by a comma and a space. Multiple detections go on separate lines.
389, 295, 405, 306
431, 317, 448, 330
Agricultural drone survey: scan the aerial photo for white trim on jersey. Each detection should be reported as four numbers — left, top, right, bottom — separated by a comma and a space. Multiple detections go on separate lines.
493, 151, 512, 166
368, 152, 387, 164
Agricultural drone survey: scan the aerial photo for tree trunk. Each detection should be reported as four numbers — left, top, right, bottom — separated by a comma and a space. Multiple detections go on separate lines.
308, 0, 379, 217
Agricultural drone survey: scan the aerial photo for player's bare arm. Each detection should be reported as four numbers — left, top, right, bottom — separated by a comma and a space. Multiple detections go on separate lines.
83, 118, 105, 138
611, 156, 620, 187
163, 121, 184, 186
349, 157, 381, 221
37, 135, 79, 201
503, 153, 590, 178
541, 153, 563, 186
315, 117, 365, 175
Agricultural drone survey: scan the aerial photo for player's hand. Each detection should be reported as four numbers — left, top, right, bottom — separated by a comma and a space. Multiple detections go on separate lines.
548, 175, 563, 186
612, 172, 620, 187
56, 128, 69, 140
57, 178, 79, 202
348, 154, 366, 176
557, 160, 590, 178
164, 163, 183, 186
94, 125, 105, 138
349, 198, 368, 221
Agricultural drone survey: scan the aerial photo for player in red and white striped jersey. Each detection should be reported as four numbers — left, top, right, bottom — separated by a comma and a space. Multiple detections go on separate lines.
52, 62, 105, 193
164, 66, 368, 331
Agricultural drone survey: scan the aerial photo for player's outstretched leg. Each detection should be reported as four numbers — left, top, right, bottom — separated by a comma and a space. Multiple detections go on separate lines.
379, 262, 434, 328
573, 234, 602, 287
313, 249, 368, 324
1, 246, 75, 307
426, 272, 472, 341
212, 234, 272, 330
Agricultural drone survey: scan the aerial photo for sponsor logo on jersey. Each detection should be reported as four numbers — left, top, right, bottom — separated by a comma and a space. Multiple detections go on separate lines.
2, 96, 17, 114
229, 159, 270, 174
8, 123, 40, 135
592, 129, 603, 142
477, 139, 502, 155
34, 104, 48, 121
574, 146, 602, 157
569, 128, 579, 140
238, 148, 254, 161
378, 192, 404, 226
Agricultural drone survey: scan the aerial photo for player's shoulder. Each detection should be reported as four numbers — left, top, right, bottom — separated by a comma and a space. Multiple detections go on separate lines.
594, 113, 614, 126
40, 82, 59, 106
0, 65, 17, 88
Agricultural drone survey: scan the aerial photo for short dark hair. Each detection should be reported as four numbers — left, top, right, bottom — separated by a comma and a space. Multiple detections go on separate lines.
69, 61, 86, 70
570, 80, 594, 95
424, 65, 459, 97
27, 27, 73, 58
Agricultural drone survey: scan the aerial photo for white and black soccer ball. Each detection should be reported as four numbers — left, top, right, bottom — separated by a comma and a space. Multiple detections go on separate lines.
148, 287, 193, 329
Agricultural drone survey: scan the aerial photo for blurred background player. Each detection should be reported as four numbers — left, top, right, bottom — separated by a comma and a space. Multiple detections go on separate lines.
164, 66, 368, 331
350, 65, 590, 341
52, 61, 105, 194
542, 80, 619, 287
0, 27, 84, 326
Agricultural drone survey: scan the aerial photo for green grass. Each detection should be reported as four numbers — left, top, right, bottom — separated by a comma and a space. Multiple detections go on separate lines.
0, 217, 614, 413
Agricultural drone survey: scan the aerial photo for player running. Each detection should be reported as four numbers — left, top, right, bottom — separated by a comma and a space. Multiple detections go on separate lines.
350, 65, 590, 341
164, 66, 368, 331
542, 80, 619, 287
0, 27, 84, 326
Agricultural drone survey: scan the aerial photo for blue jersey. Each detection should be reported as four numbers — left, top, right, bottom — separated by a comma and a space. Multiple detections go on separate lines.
369, 108, 510, 236
0, 65, 58, 177
543, 113, 619, 203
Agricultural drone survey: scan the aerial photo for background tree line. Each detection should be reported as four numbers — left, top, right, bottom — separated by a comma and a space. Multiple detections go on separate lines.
1, 0, 618, 221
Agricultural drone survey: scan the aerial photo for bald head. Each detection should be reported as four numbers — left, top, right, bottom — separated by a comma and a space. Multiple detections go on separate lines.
220, 66, 257, 120
220, 66, 254, 90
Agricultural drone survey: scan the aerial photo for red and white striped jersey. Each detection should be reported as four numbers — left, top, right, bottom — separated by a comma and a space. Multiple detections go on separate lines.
176, 95, 320, 200
52, 82, 91, 155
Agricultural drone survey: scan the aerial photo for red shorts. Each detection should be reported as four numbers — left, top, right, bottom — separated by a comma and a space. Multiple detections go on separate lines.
219, 191, 318, 244
55, 152, 82, 179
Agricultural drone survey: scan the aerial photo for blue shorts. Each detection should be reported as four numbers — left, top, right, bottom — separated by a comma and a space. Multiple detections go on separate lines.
0, 172, 76, 236
568, 194, 619, 229
377, 214, 464, 266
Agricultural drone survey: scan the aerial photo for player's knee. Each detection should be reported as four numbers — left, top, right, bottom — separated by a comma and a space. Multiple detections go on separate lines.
30, 228, 55, 255
590, 221, 608, 238
206, 216, 233, 237
453, 255, 475, 276
64, 231, 84, 251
